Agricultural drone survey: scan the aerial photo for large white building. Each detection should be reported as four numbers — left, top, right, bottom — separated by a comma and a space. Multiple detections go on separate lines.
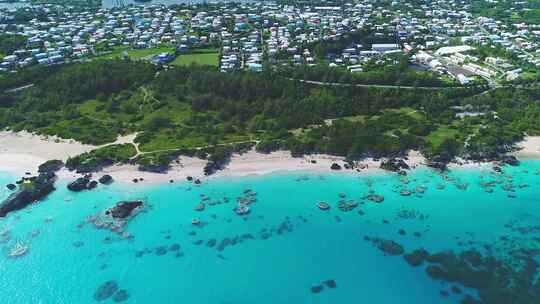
372, 43, 400, 53
434, 45, 474, 56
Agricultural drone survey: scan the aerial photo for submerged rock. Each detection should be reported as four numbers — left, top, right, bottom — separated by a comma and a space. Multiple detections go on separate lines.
154, 246, 167, 256
451, 286, 462, 294
501, 155, 519, 166
370, 238, 405, 256
324, 279, 337, 289
195, 203, 205, 211
366, 194, 384, 203
461, 295, 481, 304
404, 249, 429, 266
6, 184, 16, 191
425, 265, 446, 280
206, 239, 217, 247
112, 289, 129, 302
169, 244, 181, 251
311, 285, 324, 293
94, 280, 119, 301
337, 201, 358, 212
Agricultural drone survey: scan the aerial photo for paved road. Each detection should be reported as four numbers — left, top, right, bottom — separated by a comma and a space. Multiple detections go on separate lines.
291, 78, 539, 93
4, 84, 34, 93
291, 78, 480, 90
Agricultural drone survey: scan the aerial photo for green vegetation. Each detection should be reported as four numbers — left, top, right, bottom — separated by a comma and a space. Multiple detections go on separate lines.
1, 60, 538, 173
97, 46, 175, 60
135, 150, 183, 173
0, 60, 157, 144
0, 34, 26, 56
278, 55, 459, 87
517, 9, 540, 24
310, 28, 394, 60
30, 0, 101, 8
425, 126, 460, 148
171, 49, 220, 67
471, 0, 540, 24
66, 144, 137, 173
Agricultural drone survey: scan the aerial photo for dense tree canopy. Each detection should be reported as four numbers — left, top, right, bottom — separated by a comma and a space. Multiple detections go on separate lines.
1, 60, 538, 171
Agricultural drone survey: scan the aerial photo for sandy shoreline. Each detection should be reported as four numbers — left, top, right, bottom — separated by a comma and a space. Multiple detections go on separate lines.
56, 150, 422, 185
512, 136, 540, 160
0, 131, 539, 185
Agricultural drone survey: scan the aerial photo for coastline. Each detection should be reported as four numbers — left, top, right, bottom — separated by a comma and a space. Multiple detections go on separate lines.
58, 150, 416, 185
0, 131, 539, 185
0, 131, 95, 175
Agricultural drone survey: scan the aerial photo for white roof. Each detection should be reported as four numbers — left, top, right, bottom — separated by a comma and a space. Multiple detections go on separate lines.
434, 45, 474, 56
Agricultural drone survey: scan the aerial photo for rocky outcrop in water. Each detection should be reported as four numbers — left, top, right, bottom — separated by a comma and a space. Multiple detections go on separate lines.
0, 172, 56, 217
370, 238, 405, 256
380, 158, 409, 173
500, 155, 519, 166
330, 163, 342, 170
94, 280, 129, 302
67, 177, 91, 192
105, 201, 143, 219
385, 244, 540, 304
427, 160, 448, 171
38, 159, 64, 173
94, 281, 118, 301
403, 248, 429, 266
67, 176, 99, 192
98, 175, 113, 185
366, 194, 384, 203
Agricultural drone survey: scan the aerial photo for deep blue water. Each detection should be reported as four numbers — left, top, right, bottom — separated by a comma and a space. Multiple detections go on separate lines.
1, 161, 540, 303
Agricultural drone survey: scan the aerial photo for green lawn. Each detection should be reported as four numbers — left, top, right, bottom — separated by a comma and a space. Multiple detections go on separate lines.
425, 126, 460, 147
128, 47, 174, 59
67, 144, 138, 168
141, 103, 193, 126
97, 46, 174, 60
171, 51, 219, 67
138, 131, 209, 152
386, 107, 424, 120
79, 100, 114, 122
96, 46, 219, 66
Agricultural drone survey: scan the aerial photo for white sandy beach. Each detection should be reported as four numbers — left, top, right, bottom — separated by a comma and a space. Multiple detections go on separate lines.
65, 150, 425, 185
0, 131, 95, 175
513, 136, 540, 159
0, 131, 539, 185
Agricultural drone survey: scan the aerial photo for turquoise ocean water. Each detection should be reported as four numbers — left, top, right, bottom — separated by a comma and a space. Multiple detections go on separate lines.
1, 161, 540, 303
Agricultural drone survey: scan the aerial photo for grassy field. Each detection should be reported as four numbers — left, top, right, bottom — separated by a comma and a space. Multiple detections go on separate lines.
425, 126, 460, 147
128, 47, 174, 59
386, 107, 424, 120
97, 46, 174, 60
171, 49, 219, 67
96, 46, 219, 67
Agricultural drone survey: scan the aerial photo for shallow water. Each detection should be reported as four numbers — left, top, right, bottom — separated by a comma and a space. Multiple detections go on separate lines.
1, 161, 540, 303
